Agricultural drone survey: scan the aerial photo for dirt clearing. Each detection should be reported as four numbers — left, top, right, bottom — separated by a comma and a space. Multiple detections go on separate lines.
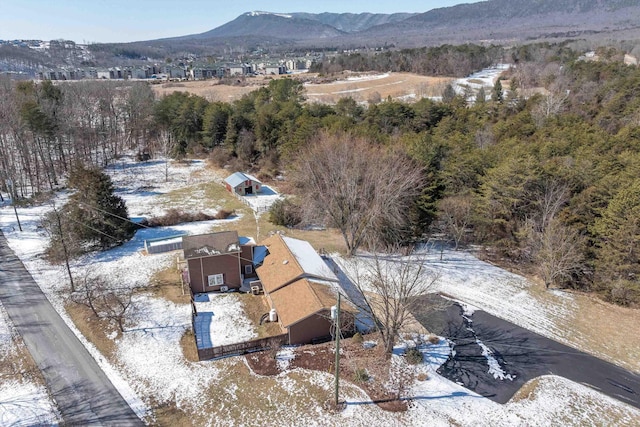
151, 72, 453, 104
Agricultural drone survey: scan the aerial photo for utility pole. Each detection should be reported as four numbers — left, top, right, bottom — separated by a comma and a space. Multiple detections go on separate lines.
334, 293, 341, 406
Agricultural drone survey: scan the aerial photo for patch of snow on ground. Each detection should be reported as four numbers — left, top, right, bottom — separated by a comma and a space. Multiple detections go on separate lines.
238, 185, 282, 213
0, 380, 59, 427
107, 157, 208, 218
117, 296, 220, 411
345, 73, 390, 82
276, 347, 296, 370
193, 293, 257, 347
475, 339, 514, 381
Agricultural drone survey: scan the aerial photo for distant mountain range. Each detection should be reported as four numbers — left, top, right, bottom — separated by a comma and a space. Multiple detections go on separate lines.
3, 0, 640, 73
158, 1, 640, 48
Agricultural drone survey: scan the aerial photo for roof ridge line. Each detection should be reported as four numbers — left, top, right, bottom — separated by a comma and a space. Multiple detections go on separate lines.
306, 279, 328, 310
279, 234, 306, 277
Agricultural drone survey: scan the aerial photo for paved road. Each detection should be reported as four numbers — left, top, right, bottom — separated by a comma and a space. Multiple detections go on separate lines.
414, 295, 640, 409
0, 231, 144, 426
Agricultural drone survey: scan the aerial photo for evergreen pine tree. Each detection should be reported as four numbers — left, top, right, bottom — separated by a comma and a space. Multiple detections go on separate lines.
44, 164, 136, 259
68, 164, 136, 250
592, 181, 640, 305
492, 79, 504, 103
475, 87, 487, 105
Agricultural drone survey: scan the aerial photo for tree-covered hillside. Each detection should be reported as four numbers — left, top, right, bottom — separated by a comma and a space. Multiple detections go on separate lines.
1, 43, 638, 305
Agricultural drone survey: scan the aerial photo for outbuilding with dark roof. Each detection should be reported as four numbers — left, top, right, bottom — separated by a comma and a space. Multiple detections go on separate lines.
224, 172, 262, 196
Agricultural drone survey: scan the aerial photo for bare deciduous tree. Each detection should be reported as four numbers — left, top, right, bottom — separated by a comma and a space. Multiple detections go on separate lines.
41, 202, 76, 291
291, 131, 424, 255
525, 182, 585, 289
537, 181, 569, 232
73, 274, 135, 332
347, 248, 439, 356
528, 218, 585, 289
437, 195, 474, 250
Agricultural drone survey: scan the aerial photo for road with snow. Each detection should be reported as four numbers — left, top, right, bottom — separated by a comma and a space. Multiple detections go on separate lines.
420, 299, 640, 409
0, 231, 143, 426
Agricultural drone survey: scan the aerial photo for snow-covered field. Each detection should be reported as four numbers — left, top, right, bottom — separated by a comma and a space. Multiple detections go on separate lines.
236, 184, 282, 213
454, 64, 510, 93
334, 248, 576, 346
1, 157, 638, 426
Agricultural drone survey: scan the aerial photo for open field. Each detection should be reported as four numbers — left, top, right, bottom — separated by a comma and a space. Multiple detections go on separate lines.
152, 80, 260, 102
151, 72, 454, 104
304, 72, 453, 103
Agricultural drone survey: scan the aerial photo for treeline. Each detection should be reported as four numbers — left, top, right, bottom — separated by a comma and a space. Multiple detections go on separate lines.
310, 44, 504, 77
0, 78, 155, 198
1, 43, 639, 305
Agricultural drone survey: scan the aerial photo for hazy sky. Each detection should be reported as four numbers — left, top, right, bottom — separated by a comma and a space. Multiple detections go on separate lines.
0, 0, 477, 43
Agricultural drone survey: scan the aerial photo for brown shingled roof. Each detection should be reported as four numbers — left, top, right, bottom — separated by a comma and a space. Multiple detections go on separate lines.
255, 234, 306, 293
257, 234, 355, 328
269, 279, 323, 327
269, 278, 354, 327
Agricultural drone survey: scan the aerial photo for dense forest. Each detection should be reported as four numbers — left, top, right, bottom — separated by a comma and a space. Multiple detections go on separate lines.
310, 44, 505, 77
0, 43, 638, 306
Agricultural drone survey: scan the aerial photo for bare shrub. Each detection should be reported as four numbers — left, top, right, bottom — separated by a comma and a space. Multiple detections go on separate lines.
405, 347, 423, 365
146, 209, 216, 227
351, 332, 364, 345
269, 199, 302, 227
428, 335, 440, 344
209, 146, 231, 167
353, 368, 370, 383
214, 209, 234, 220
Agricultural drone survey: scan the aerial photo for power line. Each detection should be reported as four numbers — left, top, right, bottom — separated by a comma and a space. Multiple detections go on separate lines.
64, 215, 122, 242
77, 201, 150, 229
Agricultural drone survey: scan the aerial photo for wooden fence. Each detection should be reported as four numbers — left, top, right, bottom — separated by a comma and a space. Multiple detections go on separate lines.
190, 292, 287, 361
195, 328, 288, 361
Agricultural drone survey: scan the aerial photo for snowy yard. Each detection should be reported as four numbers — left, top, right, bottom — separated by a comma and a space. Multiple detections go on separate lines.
235, 184, 282, 213
193, 293, 257, 349
1, 156, 639, 426
333, 247, 578, 348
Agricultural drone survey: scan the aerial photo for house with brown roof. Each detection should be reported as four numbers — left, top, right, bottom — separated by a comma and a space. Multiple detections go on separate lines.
182, 231, 257, 294
256, 234, 355, 345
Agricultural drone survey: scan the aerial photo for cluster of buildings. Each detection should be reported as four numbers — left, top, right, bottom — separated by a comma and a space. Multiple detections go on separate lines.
37, 58, 314, 81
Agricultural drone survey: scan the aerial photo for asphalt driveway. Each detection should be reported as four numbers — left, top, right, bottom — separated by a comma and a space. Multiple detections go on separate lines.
413, 295, 640, 409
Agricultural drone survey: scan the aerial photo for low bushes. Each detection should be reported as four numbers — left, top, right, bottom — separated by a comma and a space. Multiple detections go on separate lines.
142, 208, 233, 227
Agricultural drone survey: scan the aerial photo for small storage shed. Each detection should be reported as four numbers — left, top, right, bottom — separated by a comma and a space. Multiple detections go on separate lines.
224, 172, 262, 196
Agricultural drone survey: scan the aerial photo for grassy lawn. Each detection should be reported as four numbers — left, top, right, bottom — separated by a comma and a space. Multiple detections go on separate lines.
562, 293, 640, 373
238, 293, 284, 338
0, 323, 47, 388
155, 163, 350, 253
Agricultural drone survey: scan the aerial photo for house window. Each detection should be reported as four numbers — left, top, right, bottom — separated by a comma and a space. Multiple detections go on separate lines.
207, 274, 224, 287
244, 265, 253, 275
